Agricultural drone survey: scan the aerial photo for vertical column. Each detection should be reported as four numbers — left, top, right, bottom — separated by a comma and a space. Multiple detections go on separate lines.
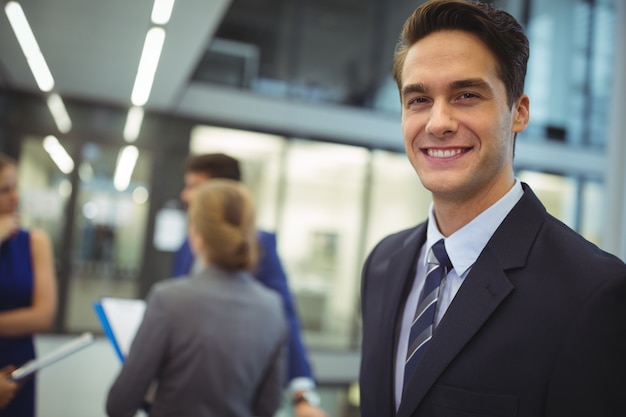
604, 0, 626, 261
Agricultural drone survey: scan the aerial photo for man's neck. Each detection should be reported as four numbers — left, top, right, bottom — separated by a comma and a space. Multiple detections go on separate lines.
432, 177, 516, 237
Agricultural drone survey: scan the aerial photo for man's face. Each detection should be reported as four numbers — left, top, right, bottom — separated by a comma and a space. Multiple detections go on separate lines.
180, 171, 211, 209
400, 30, 529, 208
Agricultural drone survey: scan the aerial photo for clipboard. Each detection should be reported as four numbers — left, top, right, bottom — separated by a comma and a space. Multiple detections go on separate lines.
93, 296, 157, 406
93, 296, 147, 362
10, 332, 95, 381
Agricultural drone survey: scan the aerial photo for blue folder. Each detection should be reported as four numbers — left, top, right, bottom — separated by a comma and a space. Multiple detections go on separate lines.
93, 300, 125, 362
92, 297, 147, 362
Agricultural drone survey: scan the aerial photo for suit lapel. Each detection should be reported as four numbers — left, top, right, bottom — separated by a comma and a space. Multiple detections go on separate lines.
396, 184, 546, 417
367, 225, 426, 415
387, 227, 428, 343
397, 248, 514, 417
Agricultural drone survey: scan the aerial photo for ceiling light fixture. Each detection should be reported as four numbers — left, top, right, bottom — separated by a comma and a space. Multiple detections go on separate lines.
130, 27, 166, 107
42, 135, 74, 174
114, 145, 139, 191
123, 106, 145, 142
4, 1, 54, 92
151, 0, 176, 25
46, 93, 72, 133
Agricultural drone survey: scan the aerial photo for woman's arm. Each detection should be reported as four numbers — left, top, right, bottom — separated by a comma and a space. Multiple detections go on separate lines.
0, 229, 58, 336
0, 366, 17, 409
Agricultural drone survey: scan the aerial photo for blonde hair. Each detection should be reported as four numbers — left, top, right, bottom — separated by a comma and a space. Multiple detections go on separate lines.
188, 179, 258, 270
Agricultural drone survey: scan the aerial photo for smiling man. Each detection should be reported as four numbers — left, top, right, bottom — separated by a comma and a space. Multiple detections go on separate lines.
359, 1, 626, 417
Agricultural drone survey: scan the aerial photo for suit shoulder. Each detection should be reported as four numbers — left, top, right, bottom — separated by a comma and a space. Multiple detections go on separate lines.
541, 214, 626, 275
257, 229, 276, 246
249, 277, 282, 303
248, 278, 287, 321
148, 278, 195, 305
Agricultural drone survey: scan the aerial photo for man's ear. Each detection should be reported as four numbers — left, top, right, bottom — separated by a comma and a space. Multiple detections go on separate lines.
512, 94, 530, 133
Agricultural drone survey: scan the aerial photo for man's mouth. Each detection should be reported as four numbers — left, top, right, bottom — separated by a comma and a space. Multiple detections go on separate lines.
425, 148, 470, 158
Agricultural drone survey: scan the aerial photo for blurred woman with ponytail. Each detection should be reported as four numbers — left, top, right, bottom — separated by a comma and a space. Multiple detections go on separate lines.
107, 179, 287, 417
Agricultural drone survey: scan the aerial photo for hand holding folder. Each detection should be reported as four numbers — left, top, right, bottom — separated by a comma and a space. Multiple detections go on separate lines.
10, 332, 95, 382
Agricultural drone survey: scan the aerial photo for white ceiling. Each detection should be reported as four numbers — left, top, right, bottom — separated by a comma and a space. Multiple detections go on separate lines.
0, 0, 407, 149
0, 0, 232, 113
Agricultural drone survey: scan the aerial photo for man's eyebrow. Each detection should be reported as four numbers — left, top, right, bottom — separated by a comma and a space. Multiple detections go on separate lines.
450, 78, 492, 91
401, 83, 427, 98
401, 79, 493, 98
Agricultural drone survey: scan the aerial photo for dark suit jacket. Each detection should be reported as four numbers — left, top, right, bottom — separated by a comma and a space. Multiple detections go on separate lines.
171, 230, 314, 383
359, 184, 626, 417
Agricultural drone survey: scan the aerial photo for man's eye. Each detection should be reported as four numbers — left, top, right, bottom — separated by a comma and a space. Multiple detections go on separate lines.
408, 97, 428, 106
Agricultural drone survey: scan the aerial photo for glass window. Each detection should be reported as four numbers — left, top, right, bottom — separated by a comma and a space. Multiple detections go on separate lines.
190, 125, 286, 231
64, 143, 152, 333
278, 139, 369, 349
190, 126, 375, 350
517, 170, 578, 229
516, 171, 607, 249
18, 136, 75, 265
365, 150, 431, 256
580, 179, 605, 247
523, 0, 616, 146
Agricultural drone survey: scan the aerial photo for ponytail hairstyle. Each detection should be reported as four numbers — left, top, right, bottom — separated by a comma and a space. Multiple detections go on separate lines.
188, 179, 258, 270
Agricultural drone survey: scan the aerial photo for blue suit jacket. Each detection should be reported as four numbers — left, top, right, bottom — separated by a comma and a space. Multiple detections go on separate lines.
172, 230, 314, 383
360, 184, 626, 417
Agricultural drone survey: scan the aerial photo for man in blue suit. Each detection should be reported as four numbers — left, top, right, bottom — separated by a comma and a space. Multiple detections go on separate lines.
359, 1, 626, 416
171, 153, 327, 417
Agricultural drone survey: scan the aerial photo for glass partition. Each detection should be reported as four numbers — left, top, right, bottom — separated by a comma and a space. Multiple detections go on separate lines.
277, 139, 369, 349
64, 142, 152, 332
365, 150, 431, 256
580, 180, 604, 247
190, 125, 286, 231
18, 136, 75, 266
517, 170, 578, 229
523, 0, 617, 146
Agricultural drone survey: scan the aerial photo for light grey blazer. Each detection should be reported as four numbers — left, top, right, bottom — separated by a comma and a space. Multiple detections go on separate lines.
106, 265, 288, 417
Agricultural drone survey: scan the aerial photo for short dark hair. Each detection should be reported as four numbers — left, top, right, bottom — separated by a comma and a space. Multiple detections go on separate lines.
0, 153, 17, 172
185, 153, 241, 181
392, 0, 529, 107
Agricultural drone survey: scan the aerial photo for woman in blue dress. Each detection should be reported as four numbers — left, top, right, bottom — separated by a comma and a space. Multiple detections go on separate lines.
0, 153, 57, 416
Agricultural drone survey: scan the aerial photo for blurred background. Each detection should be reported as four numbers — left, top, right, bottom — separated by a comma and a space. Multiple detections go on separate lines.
1, 0, 625, 415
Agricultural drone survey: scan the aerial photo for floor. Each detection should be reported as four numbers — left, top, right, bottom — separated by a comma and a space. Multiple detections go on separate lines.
33, 334, 338, 417
35, 334, 146, 417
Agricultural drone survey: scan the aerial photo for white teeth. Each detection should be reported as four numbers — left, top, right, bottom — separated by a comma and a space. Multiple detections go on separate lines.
428, 148, 463, 158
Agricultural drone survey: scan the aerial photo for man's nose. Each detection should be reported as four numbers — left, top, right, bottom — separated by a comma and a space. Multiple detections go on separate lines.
425, 101, 458, 137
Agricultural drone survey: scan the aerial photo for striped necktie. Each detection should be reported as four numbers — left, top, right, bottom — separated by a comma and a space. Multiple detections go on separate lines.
404, 239, 452, 388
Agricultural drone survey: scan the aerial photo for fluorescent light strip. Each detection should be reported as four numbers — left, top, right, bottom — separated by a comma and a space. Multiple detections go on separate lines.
4, 1, 54, 92
114, 146, 139, 191
151, 0, 175, 25
46, 93, 72, 133
131, 27, 166, 107
42, 135, 74, 174
123, 106, 144, 142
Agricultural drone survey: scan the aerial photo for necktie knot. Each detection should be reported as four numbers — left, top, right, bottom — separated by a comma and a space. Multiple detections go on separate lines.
429, 239, 452, 274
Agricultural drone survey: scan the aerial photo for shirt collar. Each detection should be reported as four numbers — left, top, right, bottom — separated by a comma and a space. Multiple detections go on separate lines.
426, 179, 524, 276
